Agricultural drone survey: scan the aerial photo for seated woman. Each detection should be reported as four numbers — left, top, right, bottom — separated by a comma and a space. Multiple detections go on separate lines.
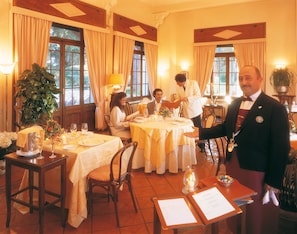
109, 92, 131, 139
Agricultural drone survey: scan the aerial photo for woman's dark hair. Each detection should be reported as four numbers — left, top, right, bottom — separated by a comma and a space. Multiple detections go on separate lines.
110, 92, 127, 111
175, 73, 187, 82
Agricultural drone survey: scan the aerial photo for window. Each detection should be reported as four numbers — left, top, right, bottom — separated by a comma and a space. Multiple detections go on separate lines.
46, 23, 93, 107
126, 41, 150, 101
204, 45, 242, 98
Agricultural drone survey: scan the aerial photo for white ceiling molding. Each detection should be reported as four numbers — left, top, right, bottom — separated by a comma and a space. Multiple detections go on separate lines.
153, 11, 170, 28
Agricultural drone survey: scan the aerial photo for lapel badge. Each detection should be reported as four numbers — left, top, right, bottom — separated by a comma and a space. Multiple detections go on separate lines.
256, 115, 264, 123
258, 105, 263, 109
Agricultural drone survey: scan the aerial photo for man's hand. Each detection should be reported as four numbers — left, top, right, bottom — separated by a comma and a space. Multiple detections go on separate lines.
184, 126, 199, 138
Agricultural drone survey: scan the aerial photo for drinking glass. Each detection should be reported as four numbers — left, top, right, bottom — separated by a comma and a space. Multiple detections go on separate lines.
35, 132, 44, 159
49, 137, 56, 158
81, 123, 88, 134
70, 123, 77, 136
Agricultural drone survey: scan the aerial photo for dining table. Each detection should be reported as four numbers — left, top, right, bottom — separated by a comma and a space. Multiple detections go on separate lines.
14, 132, 123, 228
130, 116, 196, 174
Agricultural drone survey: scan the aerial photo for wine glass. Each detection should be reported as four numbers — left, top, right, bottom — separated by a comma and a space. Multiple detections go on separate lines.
49, 136, 56, 158
81, 123, 88, 135
70, 123, 77, 136
35, 132, 44, 159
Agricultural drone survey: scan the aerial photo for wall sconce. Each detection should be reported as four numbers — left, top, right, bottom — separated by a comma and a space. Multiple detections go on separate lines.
108, 73, 124, 93
182, 166, 198, 194
0, 63, 15, 131
181, 61, 189, 71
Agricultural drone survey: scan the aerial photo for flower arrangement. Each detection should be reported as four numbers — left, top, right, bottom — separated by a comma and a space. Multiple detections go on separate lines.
0, 132, 17, 148
45, 119, 61, 139
159, 107, 171, 118
0, 132, 17, 160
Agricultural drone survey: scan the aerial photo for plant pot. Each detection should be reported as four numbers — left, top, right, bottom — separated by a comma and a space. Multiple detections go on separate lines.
275, 86, 289, 95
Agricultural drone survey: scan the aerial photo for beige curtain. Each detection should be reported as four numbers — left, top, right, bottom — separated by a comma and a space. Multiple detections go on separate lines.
84, 29, 107, 130
193, 45, 216, 93
113, 36, 135, 89
233, 40, 266, 86
14, 14, 52, 74
144, 43, 158, 95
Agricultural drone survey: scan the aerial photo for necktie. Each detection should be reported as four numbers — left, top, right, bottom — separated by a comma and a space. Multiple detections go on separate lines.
183, 86, 186, 91
242, 96, 252, 102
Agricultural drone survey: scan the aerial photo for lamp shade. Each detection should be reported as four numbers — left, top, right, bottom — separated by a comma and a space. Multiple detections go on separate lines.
108, 74, 124, 86
0, 63, 15, 75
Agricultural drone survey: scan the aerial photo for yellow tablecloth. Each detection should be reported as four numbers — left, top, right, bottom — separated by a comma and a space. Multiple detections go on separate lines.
130, 117, 196, 174
15, 133, 123, 228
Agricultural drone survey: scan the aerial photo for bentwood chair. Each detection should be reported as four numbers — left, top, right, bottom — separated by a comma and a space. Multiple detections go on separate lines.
87, 141, 138, 227
104, 114, 131, 145
214, 136, 228, 175
196, 114, 216, 161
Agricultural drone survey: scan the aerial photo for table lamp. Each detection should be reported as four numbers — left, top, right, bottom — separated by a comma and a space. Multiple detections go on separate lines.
108, 74, 124, 93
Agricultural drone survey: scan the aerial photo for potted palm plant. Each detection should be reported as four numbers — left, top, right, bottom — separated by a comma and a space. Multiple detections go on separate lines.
270, 67, 295, 95
15, 63, 60, 127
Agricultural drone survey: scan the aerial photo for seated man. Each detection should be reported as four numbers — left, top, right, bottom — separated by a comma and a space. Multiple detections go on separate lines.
147, 88, 167, 115
147, 88, 181, 116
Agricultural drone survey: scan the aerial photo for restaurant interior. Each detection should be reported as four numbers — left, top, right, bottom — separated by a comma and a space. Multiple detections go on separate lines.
0, 0, 297, 233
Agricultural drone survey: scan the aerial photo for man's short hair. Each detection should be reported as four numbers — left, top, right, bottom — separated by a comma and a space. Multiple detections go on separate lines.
175, 73, 187, 82
153, 88, 163, 97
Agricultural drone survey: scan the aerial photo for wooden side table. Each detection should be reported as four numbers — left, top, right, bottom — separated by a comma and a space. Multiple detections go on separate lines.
5, 152, 67, 234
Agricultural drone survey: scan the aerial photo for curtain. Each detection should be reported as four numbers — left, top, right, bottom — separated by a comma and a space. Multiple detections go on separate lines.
84, 29, 107, 130
13, 14, 52, 127
233, 40, 266, 86
144, 43, 158, 95
113, 36, 135, 90
193, 45, 216, 94
14, 14, 52, 74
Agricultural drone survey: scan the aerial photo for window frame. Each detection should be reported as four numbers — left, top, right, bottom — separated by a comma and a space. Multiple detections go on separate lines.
204, 45, 241, 98
126, 41, 151, 102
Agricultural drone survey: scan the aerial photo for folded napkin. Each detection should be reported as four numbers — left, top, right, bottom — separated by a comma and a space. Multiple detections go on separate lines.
17, 126, 44, 150
262, 190, 279, 206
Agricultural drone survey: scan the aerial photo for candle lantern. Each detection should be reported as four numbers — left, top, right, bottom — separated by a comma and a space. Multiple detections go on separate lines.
182, 166, 198, 194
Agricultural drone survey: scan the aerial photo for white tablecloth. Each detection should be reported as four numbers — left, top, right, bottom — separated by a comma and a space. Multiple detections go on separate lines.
15, 133, 123, 228
130, 117, 196, 174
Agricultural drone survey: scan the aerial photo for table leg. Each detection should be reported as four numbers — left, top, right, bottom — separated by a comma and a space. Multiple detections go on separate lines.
39, 169, 45, 234
61, 161, 66, 227
5, 161, 12, 227
153, 207, 161, 234
29, 169, 34, 213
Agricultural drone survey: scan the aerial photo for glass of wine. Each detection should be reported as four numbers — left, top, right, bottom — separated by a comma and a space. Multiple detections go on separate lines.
70, 123, 77, 136
81, 123, 88, 135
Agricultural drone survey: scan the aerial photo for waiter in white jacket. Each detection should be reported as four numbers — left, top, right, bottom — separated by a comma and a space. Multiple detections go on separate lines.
174, 73, 203, 128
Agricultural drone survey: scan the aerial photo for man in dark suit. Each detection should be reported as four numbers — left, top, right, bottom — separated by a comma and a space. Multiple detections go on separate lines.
185, 65, 290, 234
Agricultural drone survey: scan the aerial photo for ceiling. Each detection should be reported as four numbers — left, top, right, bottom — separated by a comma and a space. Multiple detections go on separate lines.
80, 0, 262, 13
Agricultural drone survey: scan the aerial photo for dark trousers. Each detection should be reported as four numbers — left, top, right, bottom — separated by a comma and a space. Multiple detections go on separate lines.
191, 115, 202, 128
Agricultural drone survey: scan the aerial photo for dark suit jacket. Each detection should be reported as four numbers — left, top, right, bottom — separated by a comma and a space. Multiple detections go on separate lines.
147, 100, 169, 115
200, 92, 290, 189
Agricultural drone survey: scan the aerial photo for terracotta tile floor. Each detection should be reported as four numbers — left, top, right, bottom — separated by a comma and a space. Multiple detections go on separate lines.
0, 145, 231, 234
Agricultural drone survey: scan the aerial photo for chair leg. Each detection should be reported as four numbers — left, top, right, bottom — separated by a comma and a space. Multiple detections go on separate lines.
87, 181, 93, 215
112, 186, 120, 227
206, 139, 215, 163
127, 179, 138, 213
